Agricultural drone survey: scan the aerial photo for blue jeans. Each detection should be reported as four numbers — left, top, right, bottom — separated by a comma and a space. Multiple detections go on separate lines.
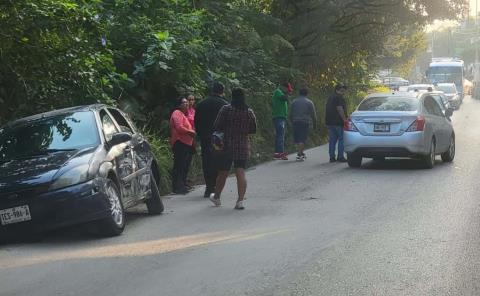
328, 126, 344, 160
273, 118, 286, 153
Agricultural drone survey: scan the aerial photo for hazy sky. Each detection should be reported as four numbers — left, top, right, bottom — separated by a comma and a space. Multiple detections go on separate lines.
472, 0, 478, 15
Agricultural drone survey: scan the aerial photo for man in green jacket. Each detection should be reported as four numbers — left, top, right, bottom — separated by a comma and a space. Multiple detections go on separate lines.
272, 82, 292, 160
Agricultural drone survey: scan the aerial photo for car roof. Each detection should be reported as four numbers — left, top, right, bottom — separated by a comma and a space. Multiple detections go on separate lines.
3, 104, 109, 128
366, 92, 421, 99
407, 84, 434, 88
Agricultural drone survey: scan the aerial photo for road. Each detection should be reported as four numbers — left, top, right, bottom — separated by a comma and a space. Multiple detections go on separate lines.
2, 97, 480, 296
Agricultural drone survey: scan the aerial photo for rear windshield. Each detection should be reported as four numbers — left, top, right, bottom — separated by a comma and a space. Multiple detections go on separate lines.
358, 96, 419, 111
407, 85, 431, 92
436, 85, 456, 93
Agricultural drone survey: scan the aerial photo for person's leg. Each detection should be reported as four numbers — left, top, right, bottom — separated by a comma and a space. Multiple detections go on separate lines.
210, 156, 231, 206
172, 142, 188, 193
183, 150, 193, 188
274, 118, 286, 155
200, 138, 215, 196
327, 126, 338, 161
235, 168, 247, 201
337, 126, 345, 160
213, 171, 229, 200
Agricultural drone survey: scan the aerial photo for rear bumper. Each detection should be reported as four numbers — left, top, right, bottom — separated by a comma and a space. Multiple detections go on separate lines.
0, 180, 111, 235
344, 131, 428, 157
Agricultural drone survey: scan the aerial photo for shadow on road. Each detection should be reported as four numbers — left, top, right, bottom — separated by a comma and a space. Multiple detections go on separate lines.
0, 210, 151, 246
361, 158, 447, 170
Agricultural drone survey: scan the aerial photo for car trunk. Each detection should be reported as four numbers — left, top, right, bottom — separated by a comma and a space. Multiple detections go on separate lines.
351, 111, 418, 136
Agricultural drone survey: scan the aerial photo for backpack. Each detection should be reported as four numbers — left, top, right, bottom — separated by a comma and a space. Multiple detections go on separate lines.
211, 131, 225, 151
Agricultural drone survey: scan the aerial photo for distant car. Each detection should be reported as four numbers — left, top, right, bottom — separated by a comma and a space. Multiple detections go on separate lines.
429, 91, 453, 114
435, 83, 461, 109
0, 105, 164, 237
406, 84, 435, 92
382, 77, 409, 90
344, 92, 455, 168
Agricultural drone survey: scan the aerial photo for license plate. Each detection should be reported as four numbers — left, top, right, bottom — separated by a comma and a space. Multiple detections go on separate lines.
374, 123, 390, 132
0, 205, 31, 225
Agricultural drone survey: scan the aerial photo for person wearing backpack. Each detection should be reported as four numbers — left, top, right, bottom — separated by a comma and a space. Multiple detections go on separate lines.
209, 88, 257, 210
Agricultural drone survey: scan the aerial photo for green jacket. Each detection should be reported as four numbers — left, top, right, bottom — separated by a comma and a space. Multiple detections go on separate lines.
272, 88, 288, 119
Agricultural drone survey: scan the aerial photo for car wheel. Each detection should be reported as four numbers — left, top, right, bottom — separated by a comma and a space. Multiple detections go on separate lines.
422, 139, 436, 169
146, 173, 164, 215
441, 135, 455, 163
99, 178, 125, 236
347, 153, 362, 168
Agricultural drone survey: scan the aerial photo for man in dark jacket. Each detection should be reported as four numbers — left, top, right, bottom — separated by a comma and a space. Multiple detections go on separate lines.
325, 83, 348, 163
195, 82, 228, 197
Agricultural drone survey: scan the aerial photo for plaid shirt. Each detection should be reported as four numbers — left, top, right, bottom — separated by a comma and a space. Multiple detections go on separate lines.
214, 105, 257, 160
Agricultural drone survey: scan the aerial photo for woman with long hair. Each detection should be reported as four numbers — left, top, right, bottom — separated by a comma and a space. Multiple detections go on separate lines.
210, 88, 257, 209
170, 97, 196, 194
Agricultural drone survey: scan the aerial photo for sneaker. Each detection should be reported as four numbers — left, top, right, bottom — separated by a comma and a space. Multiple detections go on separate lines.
337, 158, 347, 163
273, 153, 283, 160
280, 153, 289, 160
234, 200, 245, 210
329, 158, 336, 163
209, 193, 221, 207
296, 154, 303, 161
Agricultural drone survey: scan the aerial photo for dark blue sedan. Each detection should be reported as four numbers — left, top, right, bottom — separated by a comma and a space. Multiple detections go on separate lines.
0, 105, 164, 237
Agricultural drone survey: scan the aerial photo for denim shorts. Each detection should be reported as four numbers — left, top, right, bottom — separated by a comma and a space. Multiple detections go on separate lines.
293, 121, 309, 144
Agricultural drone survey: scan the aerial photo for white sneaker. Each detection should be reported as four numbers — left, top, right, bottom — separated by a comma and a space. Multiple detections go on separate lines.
209, 193, 221, 207
234, 200, 245, 210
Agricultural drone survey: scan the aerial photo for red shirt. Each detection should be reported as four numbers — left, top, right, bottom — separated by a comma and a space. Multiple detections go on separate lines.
170, 110, 194, 147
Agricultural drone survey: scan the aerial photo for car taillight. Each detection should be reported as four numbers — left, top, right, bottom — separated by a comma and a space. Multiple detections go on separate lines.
406, 116, 425, 132
344, 118, 358, 132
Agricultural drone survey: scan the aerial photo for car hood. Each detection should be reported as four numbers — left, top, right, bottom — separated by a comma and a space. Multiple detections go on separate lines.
0, 147, 97, 194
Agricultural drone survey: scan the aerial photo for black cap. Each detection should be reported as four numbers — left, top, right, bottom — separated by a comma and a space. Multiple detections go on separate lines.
335, 83, 348, 91
212, 82, 225, 95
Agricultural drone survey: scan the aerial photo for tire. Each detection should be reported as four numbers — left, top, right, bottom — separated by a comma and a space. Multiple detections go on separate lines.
98, 179, 125, 236
146, 173, 164, 215
347, 153, 362, 168
441, 135, 455, 163
422, 139, 436, 169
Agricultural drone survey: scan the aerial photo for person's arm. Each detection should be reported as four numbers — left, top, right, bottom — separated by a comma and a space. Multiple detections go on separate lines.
213, 106, 227, 132
194, 105, 202, 135
248, 109, 257, 134
310, 101, 317, 129
336, 106, 348, 122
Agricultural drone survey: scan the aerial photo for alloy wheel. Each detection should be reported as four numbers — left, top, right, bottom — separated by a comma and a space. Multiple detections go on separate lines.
106, 182, 124, 227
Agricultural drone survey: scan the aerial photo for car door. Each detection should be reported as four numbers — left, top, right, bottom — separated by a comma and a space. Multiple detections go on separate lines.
424, 96, 448, 152
99, 109, 136, 203
107, 108, 151, 200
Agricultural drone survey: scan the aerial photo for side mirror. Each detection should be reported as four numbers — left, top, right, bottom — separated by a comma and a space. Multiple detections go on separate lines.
445, 108, 453, 118
108, 132, 132, 147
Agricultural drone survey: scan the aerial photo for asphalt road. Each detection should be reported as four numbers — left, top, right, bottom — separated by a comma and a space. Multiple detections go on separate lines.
2, 97, 480, 296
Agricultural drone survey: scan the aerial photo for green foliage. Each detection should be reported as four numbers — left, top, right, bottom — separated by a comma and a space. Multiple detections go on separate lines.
0, 0, 466, 193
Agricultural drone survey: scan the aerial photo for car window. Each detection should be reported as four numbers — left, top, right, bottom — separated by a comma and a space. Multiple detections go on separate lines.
107, 108, 134, 134
424, 96, 444, 117
437, 84, 456, 93
0, 111, 100, 162
431, 95, 446, 111
100, 110, 119, 141
358, 96, 419, 111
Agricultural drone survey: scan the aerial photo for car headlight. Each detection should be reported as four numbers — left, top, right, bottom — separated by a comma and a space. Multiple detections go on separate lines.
50, 164, 90, 191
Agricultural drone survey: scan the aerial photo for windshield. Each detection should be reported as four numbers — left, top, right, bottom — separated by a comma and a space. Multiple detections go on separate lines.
358, 96, 419, 112
436, 85, 457, 94
427, 66, 462, 84
0, 111, 99, 162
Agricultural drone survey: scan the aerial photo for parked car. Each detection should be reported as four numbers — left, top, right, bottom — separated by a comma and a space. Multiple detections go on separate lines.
0, 105, 164, 237
435, 83, 461, 109
406, 84, 435, 92
382, 77, 409, 90
344, 92, 455, 168
429, 91, 453, 115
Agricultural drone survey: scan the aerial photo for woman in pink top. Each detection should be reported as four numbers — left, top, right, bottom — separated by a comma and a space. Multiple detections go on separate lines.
186, 94, 196, 128
170, 97, 196, 194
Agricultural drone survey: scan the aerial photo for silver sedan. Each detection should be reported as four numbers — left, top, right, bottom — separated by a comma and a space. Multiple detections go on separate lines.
344, 92, 455, 168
